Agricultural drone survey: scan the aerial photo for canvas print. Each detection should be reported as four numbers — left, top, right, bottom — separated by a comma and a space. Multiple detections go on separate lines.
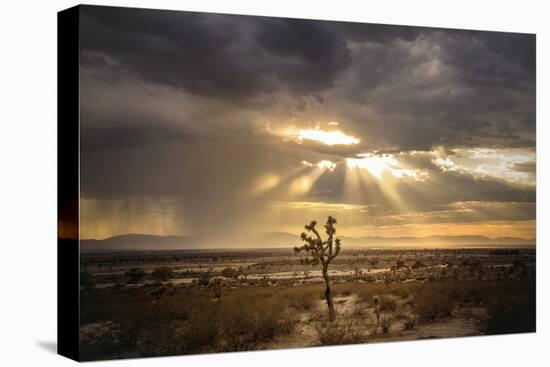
59, 4, 536, 361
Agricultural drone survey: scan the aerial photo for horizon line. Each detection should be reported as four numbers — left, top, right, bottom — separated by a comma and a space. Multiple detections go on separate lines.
75, 232, 537, 242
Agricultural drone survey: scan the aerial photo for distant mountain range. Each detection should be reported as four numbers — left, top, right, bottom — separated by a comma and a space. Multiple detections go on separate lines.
340, 234, 535, 247
79, 232, 535, 252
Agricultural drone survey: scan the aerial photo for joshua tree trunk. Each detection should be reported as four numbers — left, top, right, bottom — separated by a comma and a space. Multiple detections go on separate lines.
323, 265, 336, 322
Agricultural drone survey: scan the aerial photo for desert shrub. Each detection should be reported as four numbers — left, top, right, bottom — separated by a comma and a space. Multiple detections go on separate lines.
136, 306, 221, 357
380, 314, 393, 334
221, 267, 240, 280
395, 259, 406, 269
178, 305, 222, 353
402, 315, 417, 330
414, 288, 454, 321
317, 321, 366, 345
197, 272, 211, 286
352, 304, 369, 318
220, 291, 298, 350
279, 286, 318, 311
290, 295, 315, 311
379, 295, 397, 312
151, 267, 174, 281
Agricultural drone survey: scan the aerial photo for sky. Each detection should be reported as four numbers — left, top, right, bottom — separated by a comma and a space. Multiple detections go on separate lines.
78, 5, 536, 244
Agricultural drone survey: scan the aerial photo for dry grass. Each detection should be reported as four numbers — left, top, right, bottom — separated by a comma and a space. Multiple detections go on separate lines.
80, 279, 535, 360
80, 285, 302, 360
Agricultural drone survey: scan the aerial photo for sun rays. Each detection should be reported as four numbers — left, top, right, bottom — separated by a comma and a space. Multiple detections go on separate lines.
250, 153, 427, 206
245, 148, 534, 241
288, 166, 328, 195
250, 174, 281, 196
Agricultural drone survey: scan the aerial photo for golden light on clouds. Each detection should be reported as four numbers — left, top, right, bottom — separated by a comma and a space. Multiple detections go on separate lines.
346, 154, 394, 178
346, 153, 426, 180
431, 147, 536, 185
271, 201, 369, 212
295, 128, 359, 146
317, 160, 337, 171
302, 159, 336, 171
353, 221, 536, 240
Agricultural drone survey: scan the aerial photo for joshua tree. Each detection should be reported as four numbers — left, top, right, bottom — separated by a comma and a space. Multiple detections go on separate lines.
152, 266, 174, 282
294, 216, 341, 322
221, 267, 241, 280
125, 267, 146, 284
353, 266, 363, 280
197, 271, 211, 286
208, 278, 225, 301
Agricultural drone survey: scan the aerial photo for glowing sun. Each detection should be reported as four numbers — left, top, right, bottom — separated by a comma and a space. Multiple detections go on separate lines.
295, 129, 359, 146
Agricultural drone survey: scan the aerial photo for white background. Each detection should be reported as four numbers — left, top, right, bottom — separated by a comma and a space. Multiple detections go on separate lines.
0, 0, 548, 365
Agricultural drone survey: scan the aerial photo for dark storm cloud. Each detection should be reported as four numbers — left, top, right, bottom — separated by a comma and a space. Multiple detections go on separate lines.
439, 30, 536, 87
255, 18, 352, 93
79, 7, 445, 101
333, 21, 425, 43
77, 6, 535, 239
80, 6, 354, 98
80, 6, 263, 98
80, 6, 535, 152
332, 28, 535, 151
